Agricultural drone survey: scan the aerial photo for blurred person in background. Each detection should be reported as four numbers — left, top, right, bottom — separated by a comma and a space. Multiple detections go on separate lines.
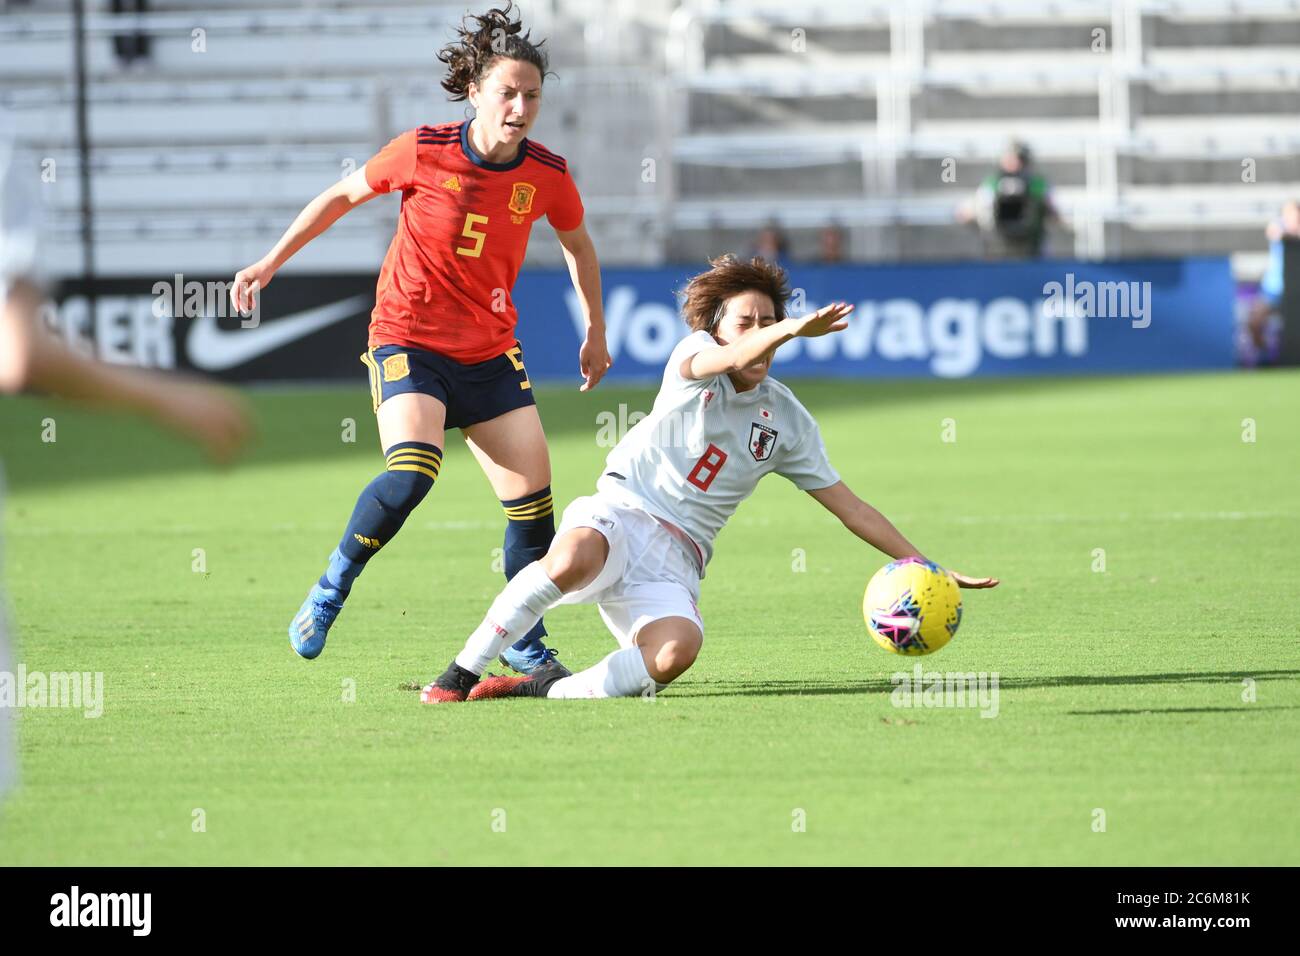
1245, 199, 1300, 366
0, 132, 250, 804
957, 140, 1060, 259
747, 223, 790, 269
816, 224, 846, 264
110, 0, 152, 69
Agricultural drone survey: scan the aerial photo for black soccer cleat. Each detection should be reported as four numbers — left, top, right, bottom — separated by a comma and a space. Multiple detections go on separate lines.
467, 660, 570, 701
420, 662, 480, 704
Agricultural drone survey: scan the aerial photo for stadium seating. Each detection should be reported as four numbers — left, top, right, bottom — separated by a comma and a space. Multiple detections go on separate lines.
667, 0, 1300, 270
1, 0, 1296, 276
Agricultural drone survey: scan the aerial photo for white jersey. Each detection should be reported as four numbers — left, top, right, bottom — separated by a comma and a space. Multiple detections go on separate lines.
597, 330, 840, 572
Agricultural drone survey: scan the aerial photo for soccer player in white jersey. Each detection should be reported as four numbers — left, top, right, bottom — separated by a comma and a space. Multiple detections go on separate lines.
421, 255, 998, 703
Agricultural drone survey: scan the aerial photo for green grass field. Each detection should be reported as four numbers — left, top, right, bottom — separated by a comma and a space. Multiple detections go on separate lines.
1, 369, 1297, 865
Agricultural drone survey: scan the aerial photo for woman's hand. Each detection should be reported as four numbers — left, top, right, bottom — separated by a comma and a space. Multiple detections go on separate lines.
950, 571, 1000, 589
231, 258, 275, 314
793, 301, 854, 337
578, 328, 612, 391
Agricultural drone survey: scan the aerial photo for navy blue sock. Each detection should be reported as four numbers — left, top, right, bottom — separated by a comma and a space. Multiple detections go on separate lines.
319, 442, 441, 595
500, 486, 556, 651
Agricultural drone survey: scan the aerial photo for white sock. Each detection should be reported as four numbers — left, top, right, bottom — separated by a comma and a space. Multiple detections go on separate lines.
454, 563, 563, 675
547, 646, 654, 699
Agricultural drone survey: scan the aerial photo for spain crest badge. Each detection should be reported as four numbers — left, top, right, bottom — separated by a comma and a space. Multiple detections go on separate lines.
508, 182, 537, 216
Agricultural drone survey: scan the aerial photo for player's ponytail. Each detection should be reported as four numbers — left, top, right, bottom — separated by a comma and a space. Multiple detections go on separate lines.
437, 2, 550, 102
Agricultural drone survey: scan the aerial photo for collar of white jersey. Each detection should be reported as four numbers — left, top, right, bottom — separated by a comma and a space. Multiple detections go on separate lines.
718, 370, 768, 403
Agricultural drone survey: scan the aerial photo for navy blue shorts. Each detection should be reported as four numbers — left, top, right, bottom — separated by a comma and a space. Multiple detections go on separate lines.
360, 342, 536, 430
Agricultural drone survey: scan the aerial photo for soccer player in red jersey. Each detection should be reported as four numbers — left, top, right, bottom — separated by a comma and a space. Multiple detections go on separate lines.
230, 4, 609, 671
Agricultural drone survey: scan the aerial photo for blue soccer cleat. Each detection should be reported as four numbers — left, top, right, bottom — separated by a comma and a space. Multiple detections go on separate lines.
498, 640, 570, 677
289, 584, 345, 660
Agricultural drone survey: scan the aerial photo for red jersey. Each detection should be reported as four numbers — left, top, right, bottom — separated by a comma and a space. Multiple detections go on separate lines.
363, 120, 585, 363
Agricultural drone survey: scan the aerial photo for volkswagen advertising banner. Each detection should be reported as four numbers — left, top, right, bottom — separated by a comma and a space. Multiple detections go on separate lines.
46, 257, 1234, 384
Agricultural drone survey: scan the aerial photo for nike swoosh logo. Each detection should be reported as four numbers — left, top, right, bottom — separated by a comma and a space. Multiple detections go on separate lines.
186, 295, 371, 371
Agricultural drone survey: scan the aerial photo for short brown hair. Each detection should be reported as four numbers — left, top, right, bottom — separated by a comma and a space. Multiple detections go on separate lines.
680, 255, 790, 333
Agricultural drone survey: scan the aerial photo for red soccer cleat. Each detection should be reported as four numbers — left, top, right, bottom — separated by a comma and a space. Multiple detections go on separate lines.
467, 660, 570, 700
420, 682, 467, 704
466, 674, 535, 700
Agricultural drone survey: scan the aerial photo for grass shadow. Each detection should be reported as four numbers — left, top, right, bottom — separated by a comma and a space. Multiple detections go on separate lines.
1067, 706, 1298, 716
673, 669, 1300, 699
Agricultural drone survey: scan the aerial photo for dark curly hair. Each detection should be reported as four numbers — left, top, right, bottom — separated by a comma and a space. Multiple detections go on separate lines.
437, 3, 550, 102
681, 255, 791, 333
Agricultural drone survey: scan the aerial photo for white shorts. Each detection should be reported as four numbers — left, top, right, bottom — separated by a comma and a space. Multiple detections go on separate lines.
552, 494, 704, 648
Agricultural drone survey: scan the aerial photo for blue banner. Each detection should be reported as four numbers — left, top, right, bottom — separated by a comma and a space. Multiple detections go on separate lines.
47, 258, 1235, 383
515, 257, 1236, 381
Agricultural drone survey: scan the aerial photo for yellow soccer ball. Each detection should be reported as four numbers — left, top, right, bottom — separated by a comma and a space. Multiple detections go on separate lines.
863, 557, 963, 656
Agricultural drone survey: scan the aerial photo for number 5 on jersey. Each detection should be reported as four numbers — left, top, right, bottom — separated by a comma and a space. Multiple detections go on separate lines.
456, 213, 488, 257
